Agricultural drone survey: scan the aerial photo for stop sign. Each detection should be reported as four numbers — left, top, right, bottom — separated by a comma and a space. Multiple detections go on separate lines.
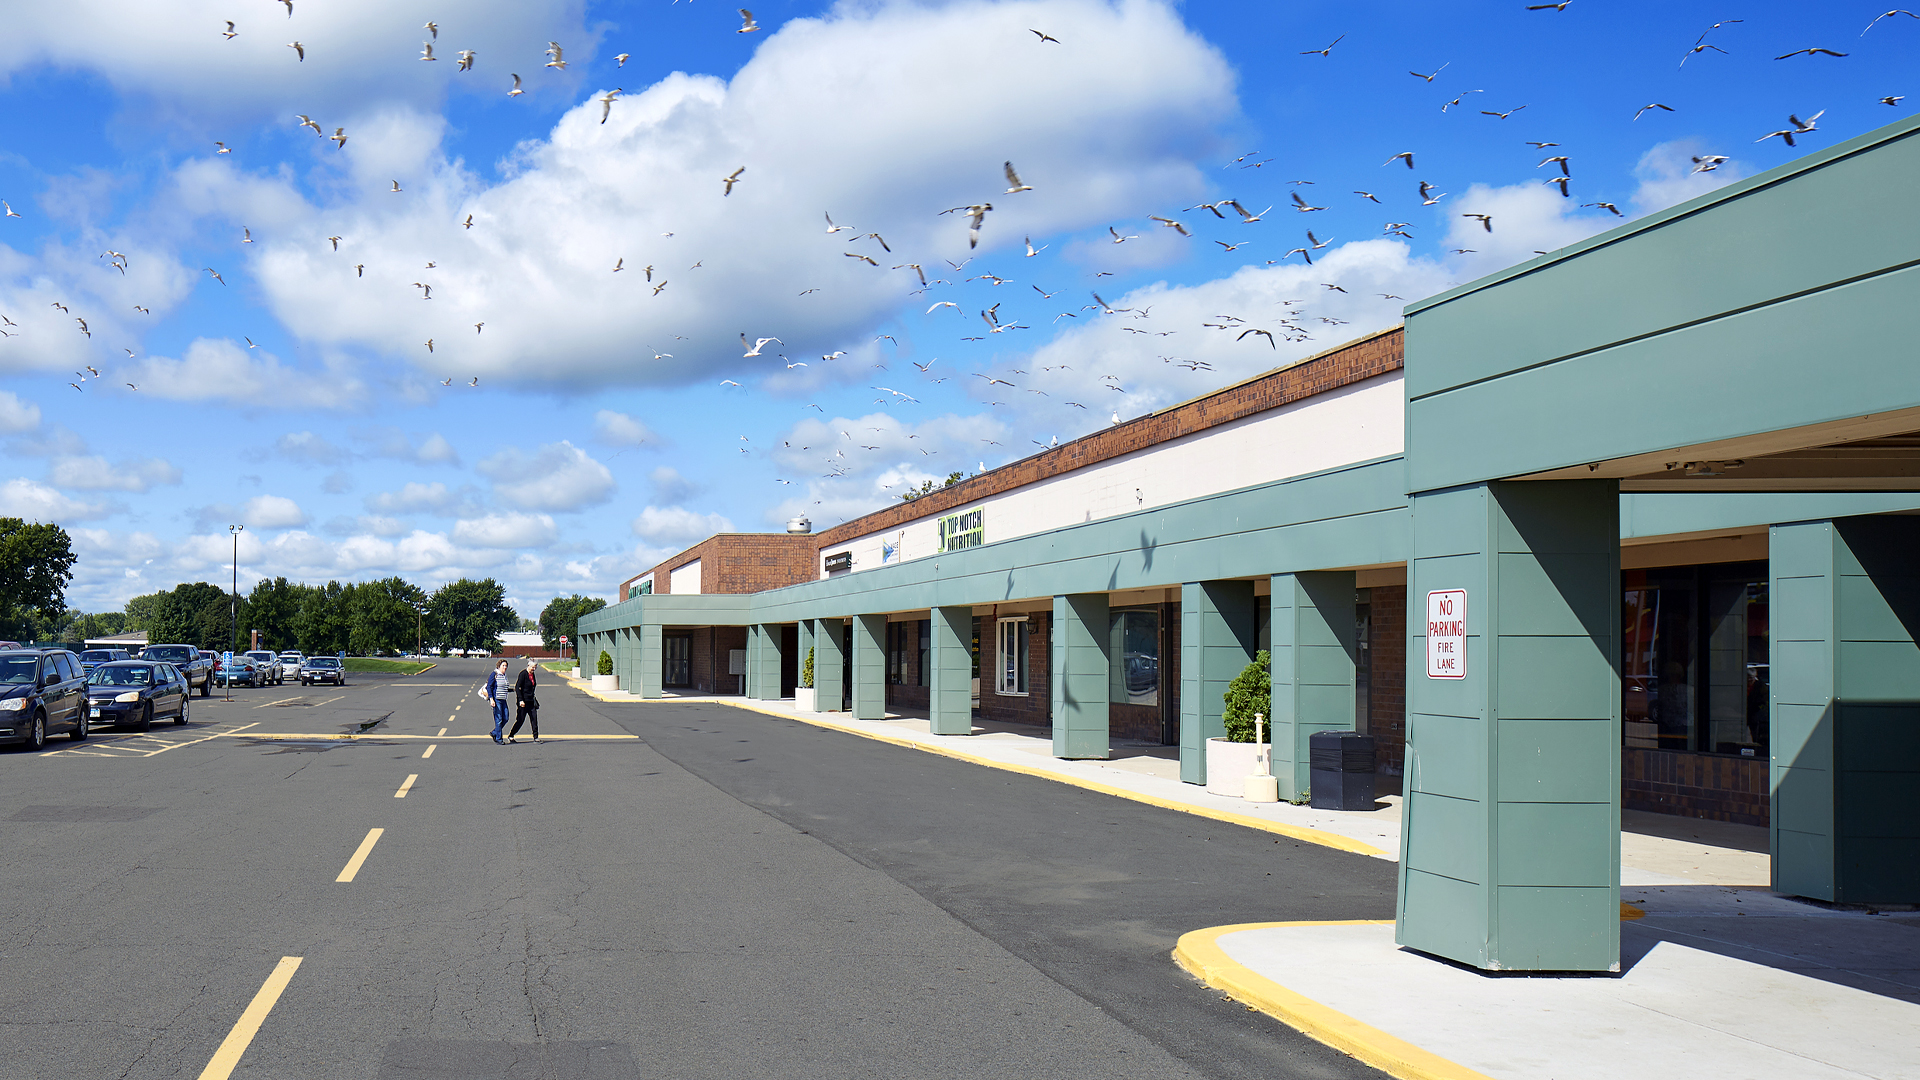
560, 635, 569, 643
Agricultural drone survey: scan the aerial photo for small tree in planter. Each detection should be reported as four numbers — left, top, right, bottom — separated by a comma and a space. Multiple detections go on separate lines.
597, 650, 614, 676
1223, 650, 1271, 741
801, 646, 814, 688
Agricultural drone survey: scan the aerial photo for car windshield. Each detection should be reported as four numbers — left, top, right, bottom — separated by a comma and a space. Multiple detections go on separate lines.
307, 657, 340, 668
146, 647, 192, 663
81, 651, 115, 662
90, 666, 153, 687
246, 652, 274, 661
0, 656, 39, 684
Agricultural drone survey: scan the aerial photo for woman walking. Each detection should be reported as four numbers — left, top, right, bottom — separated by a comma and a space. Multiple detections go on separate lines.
484, 659, 512, 744
509, 657, 540, 743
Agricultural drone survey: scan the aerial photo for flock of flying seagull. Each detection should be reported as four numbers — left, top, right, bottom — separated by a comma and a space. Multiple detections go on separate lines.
1, 5, 1913, 502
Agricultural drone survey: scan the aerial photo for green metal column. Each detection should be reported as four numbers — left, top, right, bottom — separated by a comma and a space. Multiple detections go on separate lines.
1180, 580, 1258, 784
1270, 571, 1358, 801
743, 625, 762, 698
1397, 479, 1620, 973
812, 618, 845, 712
755, 624, 785, 699
851, 614, 887, 719
929, 606, 974, 735
1771, 516, 1920, 904
636, 623, 663, 699
798, 619, 817, 697
1053, 594, 1111, 759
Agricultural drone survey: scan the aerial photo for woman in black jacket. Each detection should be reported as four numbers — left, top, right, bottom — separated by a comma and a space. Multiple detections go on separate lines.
509, 657, 540, 743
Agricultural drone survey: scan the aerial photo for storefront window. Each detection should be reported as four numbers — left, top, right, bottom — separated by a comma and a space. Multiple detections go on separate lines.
1108, 608, 1159, 706
1622, 562, 1768, 757
996, 617, 1029, 695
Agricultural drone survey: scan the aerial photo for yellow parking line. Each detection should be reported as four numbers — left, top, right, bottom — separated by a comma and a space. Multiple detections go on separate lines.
336, 828, 383, 882
394, 774, 417, 798
196, 956, 303, 1080
446, 714, 456, 724
436, 728, 447, 737
421, 744, 436, 758
311, 695, 344, 706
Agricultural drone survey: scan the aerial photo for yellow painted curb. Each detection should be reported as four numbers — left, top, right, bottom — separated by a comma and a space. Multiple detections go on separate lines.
707, 698, 1387, 857
1175, 922, 1496, 1080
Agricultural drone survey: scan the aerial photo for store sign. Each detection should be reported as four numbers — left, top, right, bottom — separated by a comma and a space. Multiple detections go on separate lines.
824, 551, 853, 573
1426, 589, 1467, 679
937, 507, 984, 553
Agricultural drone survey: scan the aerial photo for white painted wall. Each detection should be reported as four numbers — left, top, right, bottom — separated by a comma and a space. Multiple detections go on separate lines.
669, 559, 703, 595
819, 371, 1403, 580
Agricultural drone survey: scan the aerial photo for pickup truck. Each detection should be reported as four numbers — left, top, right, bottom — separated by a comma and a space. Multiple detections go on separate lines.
138, 644, 214, 697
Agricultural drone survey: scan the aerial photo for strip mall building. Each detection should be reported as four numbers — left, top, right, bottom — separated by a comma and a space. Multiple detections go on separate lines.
583, 115, 1920, 973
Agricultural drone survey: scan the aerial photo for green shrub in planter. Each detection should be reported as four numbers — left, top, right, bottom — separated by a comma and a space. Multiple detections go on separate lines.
800, 646, 814, 688
1222, 650, 1271, 742
597, 650, 614, 676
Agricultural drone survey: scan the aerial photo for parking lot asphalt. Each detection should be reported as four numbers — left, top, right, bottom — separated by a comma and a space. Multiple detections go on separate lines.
0, 658, 1394, 1079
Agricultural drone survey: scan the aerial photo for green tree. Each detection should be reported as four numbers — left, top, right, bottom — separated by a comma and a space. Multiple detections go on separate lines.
247, 577, 308, 651
123, 591, 166, 631
1222, 651, 1273, 743
295, 581, 353, 655
350, 576, 427, 656
0, 518, 77, 639
428, 578, 518, 655
538, 594, 607, 656
147, 582, 231, 649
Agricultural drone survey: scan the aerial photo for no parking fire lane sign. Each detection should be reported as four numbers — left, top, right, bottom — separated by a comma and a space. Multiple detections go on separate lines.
1426, 589, 1466, 679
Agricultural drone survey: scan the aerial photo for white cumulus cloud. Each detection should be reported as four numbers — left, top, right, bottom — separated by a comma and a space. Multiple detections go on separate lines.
478, 440, 615, 512
47, 455, 183, 492
593, 410, 653, 447
453, 512, 559, 549
631, 506, 733, 545
0, 391, 42, 433
242, 494, 310, 528
0, 478, 114, 520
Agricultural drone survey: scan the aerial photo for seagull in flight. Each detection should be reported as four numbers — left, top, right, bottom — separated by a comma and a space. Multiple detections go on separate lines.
296, 114, 322, 136
1774, 47, 1849, 59
545, 42, 567, 69
738, 9, 760, 33
941, 203, 992, 248
1224, 199, 1270, 222
1583, 201, 1623, 216
1150, 215, 1191, 236
424, 20, 438, 40
1410, 63, 1449, 82
1299, 34, 1344, 56
722, 166, 746, 195
1003, 161, 1032, 193
287, 41, 305, 61
1030, 29, 1059, 43
599, 88, 624, 123
825, 212, 853, 233
1462, 213, 1493, 232
203, 267, 226, 285
616, 53, 630, 66
1634, 103, 1675, 121
1863, 9, 1919, 34
509, 73, 525, 96
420, 41, 438, 62
223, 21, 237, 38
457, 50, 475, 71
741, 334, 782, 357
1418, 181, 1446, 205
1024, 236, 1048, 257
391, 180, 402, 193
1480, 104, 1527, 120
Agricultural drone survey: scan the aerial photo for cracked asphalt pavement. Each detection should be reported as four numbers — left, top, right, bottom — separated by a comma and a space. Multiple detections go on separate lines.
0, 657, 1393, 1079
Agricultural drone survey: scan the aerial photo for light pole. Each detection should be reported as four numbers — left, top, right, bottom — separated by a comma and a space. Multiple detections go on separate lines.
228, 524, 243, 702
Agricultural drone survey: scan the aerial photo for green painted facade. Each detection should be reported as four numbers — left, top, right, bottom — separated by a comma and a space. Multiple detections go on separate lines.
1269, 572, 1358, 802
1052, 594, 1111, 760
1179, 580, 1258, 785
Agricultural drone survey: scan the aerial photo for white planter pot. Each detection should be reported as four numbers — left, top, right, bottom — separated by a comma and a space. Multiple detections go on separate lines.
569, 666, 581, 680
1205, 737, 1271, 797
591, 673, 619, 692
793, 687, 816, 711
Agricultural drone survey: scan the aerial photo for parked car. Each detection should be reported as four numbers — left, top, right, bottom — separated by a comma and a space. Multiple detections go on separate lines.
215, 655, 264, 688
300, 655, 347, 686
0, 648, 90, 748
85, 660, 191, 731
244, 650, 284, 685
78, 648, 133, 676
139, 644, 214, 697
277, 651, 305, 681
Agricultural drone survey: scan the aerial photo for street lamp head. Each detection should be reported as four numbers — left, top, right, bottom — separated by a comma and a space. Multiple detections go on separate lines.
230, 523, 244, 533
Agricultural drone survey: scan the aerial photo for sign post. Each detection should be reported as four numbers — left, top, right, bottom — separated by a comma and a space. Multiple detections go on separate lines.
1425, 590, 1467, 679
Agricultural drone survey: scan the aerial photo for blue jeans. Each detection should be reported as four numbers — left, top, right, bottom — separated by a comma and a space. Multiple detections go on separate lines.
491, 698, 509, 738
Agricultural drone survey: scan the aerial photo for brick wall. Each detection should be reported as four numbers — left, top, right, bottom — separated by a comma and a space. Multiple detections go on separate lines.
1369, 585, 1407, 775
1623, 748, 1769, 826
639, 534, 817, 598
685, 625, 748, 694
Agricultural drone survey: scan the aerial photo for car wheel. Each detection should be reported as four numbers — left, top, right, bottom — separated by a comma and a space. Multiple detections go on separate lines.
70, 710, 89, 741
135, 702, 152, 733
27, 712, 46, 750
175, 696, 189, 725
199, 678, 210, 697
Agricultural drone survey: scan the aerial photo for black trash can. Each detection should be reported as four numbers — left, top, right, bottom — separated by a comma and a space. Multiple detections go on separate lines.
1309, 731, 1377, 811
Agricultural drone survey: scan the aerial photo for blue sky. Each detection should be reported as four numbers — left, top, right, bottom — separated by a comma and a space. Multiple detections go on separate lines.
0, 0, 1910, 615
